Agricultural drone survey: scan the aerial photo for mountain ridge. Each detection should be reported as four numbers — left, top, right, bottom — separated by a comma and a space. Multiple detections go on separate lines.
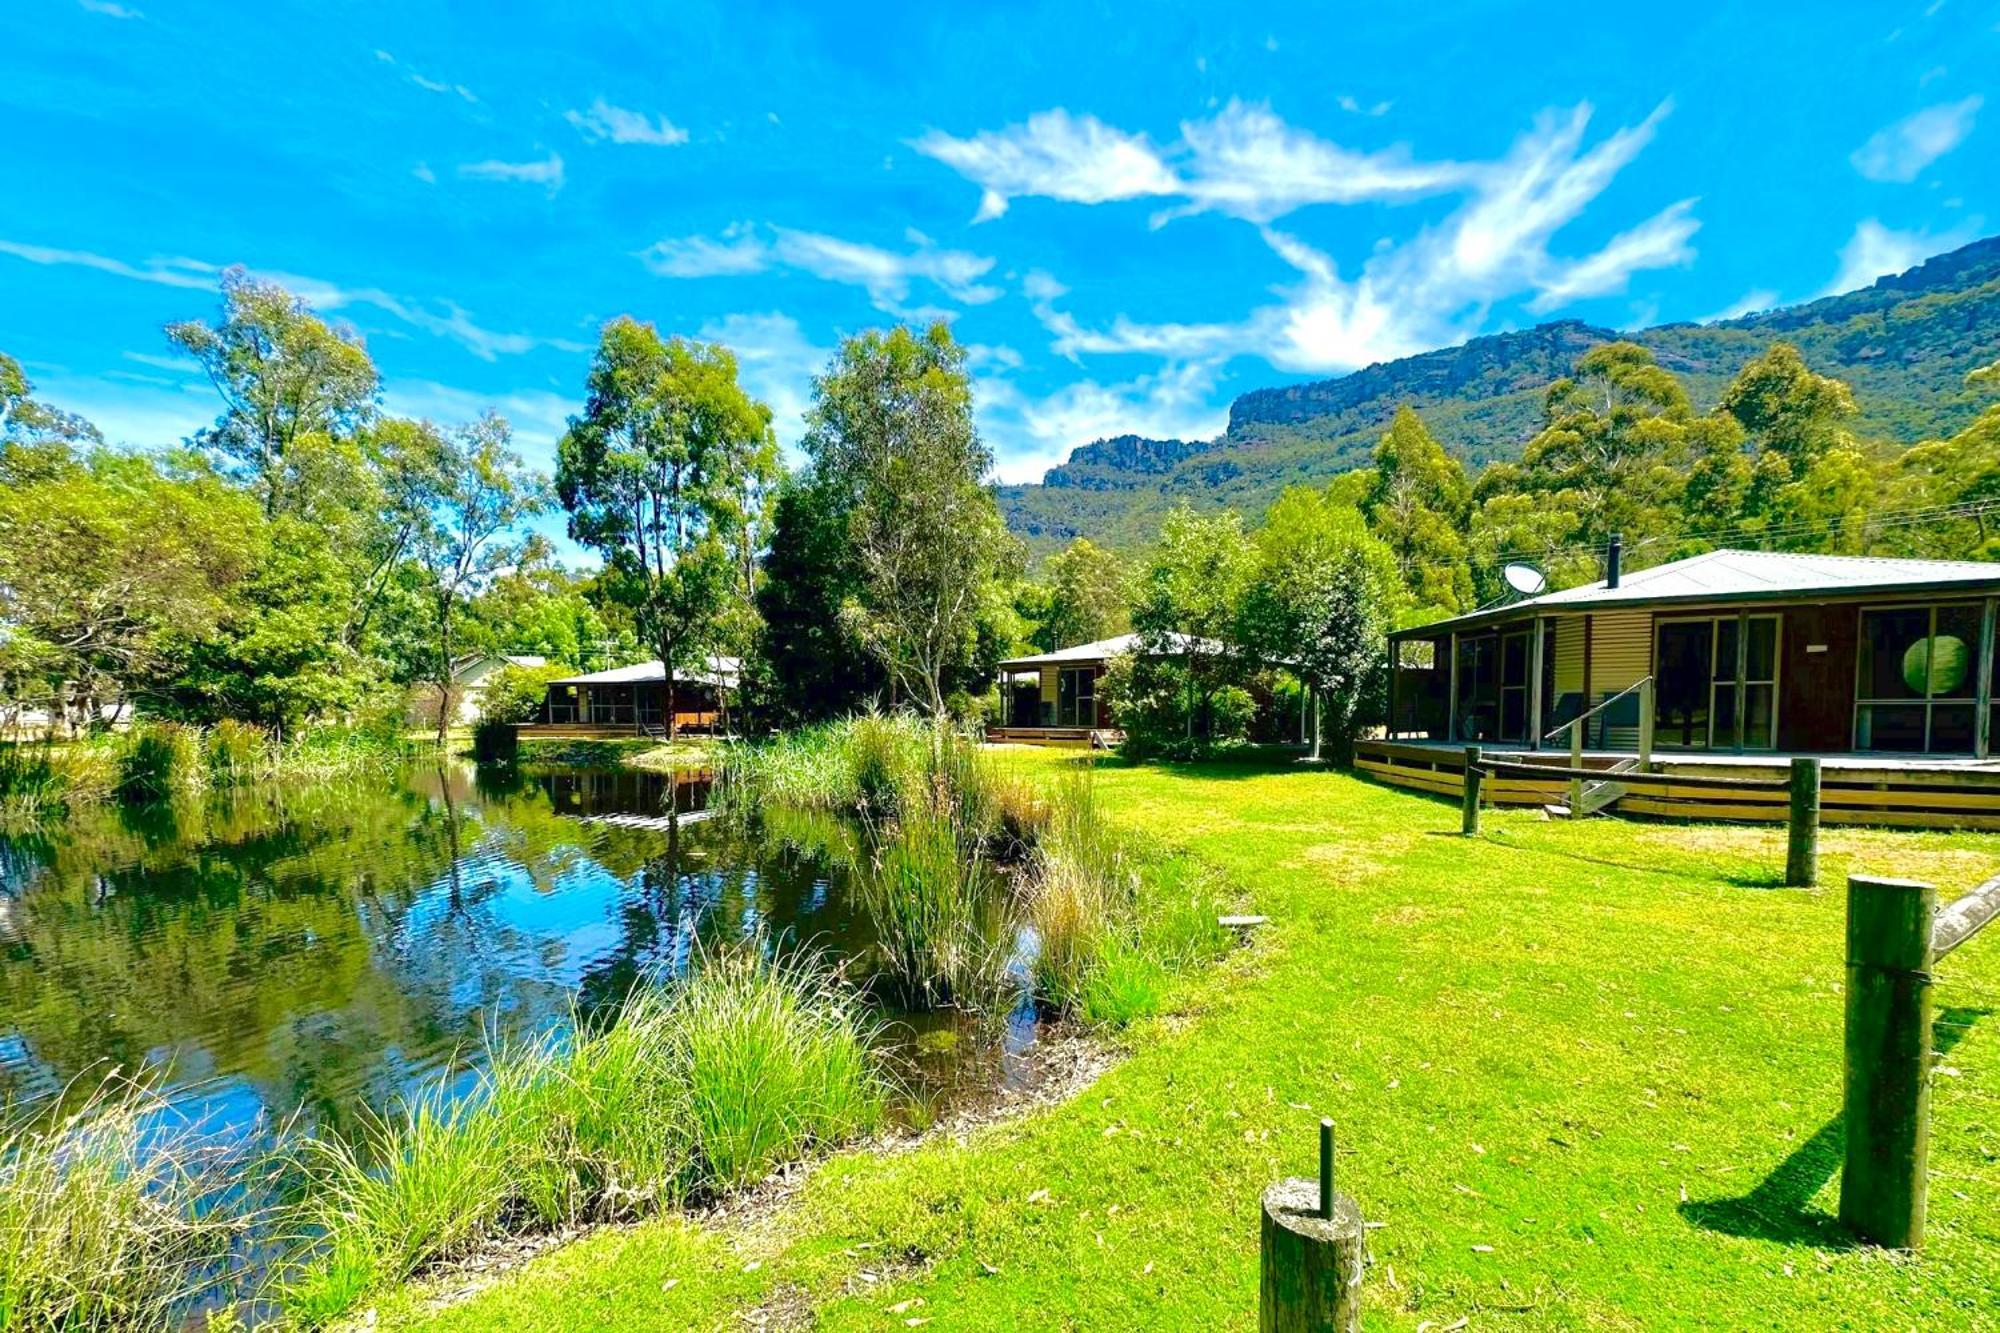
999, 235, 2000, 555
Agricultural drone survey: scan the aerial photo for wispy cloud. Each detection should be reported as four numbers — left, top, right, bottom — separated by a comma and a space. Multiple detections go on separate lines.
383, 381, 580, 468
565, 98, 689, 147
1851, 95, 1982, 182
373, 49, 477, 103
0, 237, 584, 362
909, 110, 1180, 222
459, 152, 565, 193
641, 224, 1000, 318
1337, 94, 1392, 117
1823, 218, 1977, 295
77, 0, 142, 17
1025, 101, 1692, 376
913, 99, 1467, 225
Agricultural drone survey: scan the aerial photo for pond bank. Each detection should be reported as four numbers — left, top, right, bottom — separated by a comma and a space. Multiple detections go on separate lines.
375, 751, 2000, 1332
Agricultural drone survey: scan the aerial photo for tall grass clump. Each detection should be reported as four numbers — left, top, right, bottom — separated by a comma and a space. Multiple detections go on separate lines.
280, 950, 881, 1326
204, 719, 273, 784
0, 1074, 245, 1331
1026, 769, 1234, 1025
672, 950, 883, 1189
853, 805, 1011, 1009
114, 722, 206, 802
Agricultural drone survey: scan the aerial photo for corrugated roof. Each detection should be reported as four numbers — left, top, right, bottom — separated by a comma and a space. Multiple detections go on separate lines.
1401, 549, 2000, 637
998, 632, 1288, 671
551, 655, 741, 687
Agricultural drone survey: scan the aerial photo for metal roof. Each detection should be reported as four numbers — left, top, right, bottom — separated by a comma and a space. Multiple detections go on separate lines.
551, 655, 741, 688
998, 632, 1293, 671
1399, 548, 2000, 637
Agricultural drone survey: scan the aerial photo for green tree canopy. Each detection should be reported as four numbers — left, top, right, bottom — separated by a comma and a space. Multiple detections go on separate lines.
558, 317, 775, 737
1361, 405, 1473, 619
801, 323, 1010, 716
1033, 538, 1129, 652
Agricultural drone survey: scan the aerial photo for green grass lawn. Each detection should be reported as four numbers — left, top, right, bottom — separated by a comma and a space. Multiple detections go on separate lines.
382, 751, 2000, 1330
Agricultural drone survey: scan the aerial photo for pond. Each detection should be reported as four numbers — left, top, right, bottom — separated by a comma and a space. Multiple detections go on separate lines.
0, 762, 1043, 1143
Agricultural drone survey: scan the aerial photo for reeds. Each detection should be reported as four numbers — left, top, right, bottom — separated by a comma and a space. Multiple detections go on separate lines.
0, 1073, 246, 1332
855, 807, 1011, 1009
279, 949, 881, 1325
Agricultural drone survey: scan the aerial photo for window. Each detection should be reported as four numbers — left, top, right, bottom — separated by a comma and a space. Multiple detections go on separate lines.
1653, 614, 1779, 751
1857, 603, 1986, 755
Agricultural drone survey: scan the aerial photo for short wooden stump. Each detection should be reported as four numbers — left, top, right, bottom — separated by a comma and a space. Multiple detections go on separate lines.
1259, 1177, 1364, 1332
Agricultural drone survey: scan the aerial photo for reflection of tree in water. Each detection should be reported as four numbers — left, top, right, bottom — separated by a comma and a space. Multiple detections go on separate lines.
0, 760, 1022, 1139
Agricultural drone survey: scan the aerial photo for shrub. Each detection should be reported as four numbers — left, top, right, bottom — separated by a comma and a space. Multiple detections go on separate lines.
471, 717, 518, 764
479, 662, 575, 725
0, 1073, 246, 1330
1209, 685, 1256, 743
115, 722, 206, 802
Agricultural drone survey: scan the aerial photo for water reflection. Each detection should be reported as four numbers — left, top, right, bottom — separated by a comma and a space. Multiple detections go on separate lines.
0, 762, 1040, 1141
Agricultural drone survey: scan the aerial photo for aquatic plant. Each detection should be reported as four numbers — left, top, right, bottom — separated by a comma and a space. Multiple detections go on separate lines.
280, 949, 881, 1325
855, 805, 1011, 1009
115, 722, 206, 802
204, 719, 272, 782
0, 1072, 246, 1331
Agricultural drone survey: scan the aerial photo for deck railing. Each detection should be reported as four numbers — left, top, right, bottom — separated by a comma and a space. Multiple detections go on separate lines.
1539, 676, 1654, 812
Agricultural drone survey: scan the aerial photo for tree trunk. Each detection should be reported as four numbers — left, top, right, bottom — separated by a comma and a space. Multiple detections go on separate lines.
435, 607, 454, 749
661, 633, 677, 742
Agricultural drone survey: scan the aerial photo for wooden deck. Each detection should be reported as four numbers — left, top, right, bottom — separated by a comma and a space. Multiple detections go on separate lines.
985, 725, 1122, 749
1354, 739, 2000, 831
517, 713, 720, 741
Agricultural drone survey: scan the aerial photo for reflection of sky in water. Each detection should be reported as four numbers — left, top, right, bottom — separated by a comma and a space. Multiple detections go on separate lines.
0, 765, 1041, 1140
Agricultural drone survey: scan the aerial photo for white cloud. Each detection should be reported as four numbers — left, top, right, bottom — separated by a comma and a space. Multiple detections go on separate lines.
639, 225, 769, 277
460, 152, 565, 193
640, 224, 1000, 318
77, 0, 142, 17
1026, 101, 1695, 377
1823, 218, 1976, 295
565, 98, 690, 147
910, 110, 1179, 222
975, 361, 1228, 483
694, 312, 832, 454
1165, 99, 1467, 224
373, 49, 477, 103
1337, 95, 1393, 117
1851, 96, 1982, 182
0, 237, 583, 362
914, 100, 1465, 225
412, 163, 436, 184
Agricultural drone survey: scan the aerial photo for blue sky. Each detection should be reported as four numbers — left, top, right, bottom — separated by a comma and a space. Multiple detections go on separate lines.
2, 0, 1993, 505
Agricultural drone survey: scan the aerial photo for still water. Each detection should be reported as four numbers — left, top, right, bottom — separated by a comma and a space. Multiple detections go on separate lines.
0, 763, 1038, 1140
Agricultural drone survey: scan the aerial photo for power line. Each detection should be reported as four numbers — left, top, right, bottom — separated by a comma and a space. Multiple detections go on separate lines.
1478, 496, 2000, 566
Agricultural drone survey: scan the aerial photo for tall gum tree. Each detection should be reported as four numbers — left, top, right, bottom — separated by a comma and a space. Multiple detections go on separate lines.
557, 317, 774, 739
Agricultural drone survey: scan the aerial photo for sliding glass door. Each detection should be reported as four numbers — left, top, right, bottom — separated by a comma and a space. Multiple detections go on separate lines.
1056, 667, 1097, 728
1653, 614, 1779, 751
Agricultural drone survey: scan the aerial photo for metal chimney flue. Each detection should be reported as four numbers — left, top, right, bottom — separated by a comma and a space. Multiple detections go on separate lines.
1606, 533, 1623, 589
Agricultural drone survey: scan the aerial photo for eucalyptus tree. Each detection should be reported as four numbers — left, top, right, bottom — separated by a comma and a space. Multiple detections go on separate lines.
802, 323, 1008, 717
1034, 537, 1129, 652
165, 268, 379, 520
557, 317, 775, 738
411, 413, 547, 742
1360, 406, 1473, 618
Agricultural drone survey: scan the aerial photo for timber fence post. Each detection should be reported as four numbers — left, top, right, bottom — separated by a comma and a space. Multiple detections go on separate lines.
1461, 745, 1482, 836
1785, 757, 1822, 888
1260, 1119, 1363, 1333
1837, 874, 1936, 1249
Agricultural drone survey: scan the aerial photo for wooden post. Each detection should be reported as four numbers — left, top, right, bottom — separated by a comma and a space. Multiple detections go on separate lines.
1838, 875, 1936, 1249
1637, 677, 1655, 770
1568, 721, 1584, 816
1260, 1123, 1363, 1333
1785, 757, 1821, 888
1461, 746, 1483, 836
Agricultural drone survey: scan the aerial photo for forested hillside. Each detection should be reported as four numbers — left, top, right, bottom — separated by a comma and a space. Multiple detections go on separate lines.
1000, 235, 2000, 554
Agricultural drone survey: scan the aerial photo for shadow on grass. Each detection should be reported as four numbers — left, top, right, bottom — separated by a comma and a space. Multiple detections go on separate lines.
1679, 1006, 1988, 1248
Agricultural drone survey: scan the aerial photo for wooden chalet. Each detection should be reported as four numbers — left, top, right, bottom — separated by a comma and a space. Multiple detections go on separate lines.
522, 656, 740, 738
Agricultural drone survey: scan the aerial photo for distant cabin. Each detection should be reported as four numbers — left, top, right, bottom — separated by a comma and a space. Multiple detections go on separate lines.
529, 656, 740, 736
991, 632, 1308, 747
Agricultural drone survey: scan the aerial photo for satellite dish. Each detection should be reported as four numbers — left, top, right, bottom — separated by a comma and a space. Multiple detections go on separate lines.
1502, 563, 1547, 597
